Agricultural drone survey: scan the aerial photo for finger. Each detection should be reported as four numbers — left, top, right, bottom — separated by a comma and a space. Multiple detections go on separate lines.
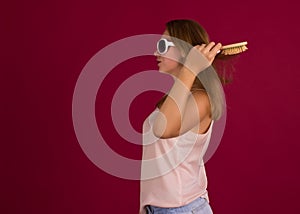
207, 43, 222, 60
197, 43, 206, 51
193, 45, 201, 50
203, 42, 215, 53
210, 42, 222, 55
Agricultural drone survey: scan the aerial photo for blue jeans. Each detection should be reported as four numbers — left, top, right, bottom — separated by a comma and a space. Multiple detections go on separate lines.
145, 197, 213, 214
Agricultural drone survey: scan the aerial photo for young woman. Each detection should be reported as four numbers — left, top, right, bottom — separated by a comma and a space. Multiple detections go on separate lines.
140, 20, 226, 214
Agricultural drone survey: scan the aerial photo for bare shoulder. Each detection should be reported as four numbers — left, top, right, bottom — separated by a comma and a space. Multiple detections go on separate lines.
189, 90, 211, 118
190, 90, 212, 134
191, 90, 210, 108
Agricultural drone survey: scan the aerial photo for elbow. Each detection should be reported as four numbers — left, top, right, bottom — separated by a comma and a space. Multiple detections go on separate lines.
152, 126, 179, 139
152, 113, 180, 139
152, 126, 164, 139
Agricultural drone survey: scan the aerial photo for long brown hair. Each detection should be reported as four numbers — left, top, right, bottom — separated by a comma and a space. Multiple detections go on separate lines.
157, 19, 228, 120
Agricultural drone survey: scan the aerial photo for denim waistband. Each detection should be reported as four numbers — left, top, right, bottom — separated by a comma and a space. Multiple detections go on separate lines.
145, 197, 209, 214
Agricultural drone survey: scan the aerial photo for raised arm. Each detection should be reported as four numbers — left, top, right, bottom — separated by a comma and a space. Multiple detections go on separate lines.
152, 42, 222, 138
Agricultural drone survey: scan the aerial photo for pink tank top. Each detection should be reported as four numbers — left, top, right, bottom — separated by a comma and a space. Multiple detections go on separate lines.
140, 108, 214, 214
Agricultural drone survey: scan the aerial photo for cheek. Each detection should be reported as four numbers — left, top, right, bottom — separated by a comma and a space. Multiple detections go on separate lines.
159, 47, 183, 72
164, 58, 180, 68
166, 47, 182, 62
159, 58, 181, 72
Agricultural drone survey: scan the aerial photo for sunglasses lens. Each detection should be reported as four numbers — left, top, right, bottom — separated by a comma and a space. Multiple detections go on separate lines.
157, 40, 166, 54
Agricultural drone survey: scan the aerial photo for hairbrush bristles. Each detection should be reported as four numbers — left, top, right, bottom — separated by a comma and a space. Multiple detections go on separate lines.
219, 41, 248, 55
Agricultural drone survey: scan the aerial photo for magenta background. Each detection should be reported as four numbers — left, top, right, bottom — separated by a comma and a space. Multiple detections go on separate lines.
2, 0, 300, 213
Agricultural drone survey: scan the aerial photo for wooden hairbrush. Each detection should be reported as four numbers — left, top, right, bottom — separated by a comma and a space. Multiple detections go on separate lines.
218, 41, 248, 55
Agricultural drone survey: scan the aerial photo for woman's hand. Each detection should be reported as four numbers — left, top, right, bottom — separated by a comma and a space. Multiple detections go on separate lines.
183, 42, 222, 75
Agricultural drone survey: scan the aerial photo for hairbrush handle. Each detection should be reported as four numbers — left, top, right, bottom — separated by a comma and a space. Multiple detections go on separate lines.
217, 41, 248, 55
221, 41, 248, 50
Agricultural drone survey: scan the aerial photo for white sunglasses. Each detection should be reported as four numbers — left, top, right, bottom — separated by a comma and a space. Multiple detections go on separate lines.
156, 38, 175, 55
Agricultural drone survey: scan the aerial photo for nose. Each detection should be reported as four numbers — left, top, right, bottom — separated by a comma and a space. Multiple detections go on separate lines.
154, 50, 159, 56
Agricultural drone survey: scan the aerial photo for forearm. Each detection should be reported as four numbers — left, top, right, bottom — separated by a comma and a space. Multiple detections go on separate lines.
153, 67, 196, 138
